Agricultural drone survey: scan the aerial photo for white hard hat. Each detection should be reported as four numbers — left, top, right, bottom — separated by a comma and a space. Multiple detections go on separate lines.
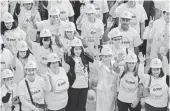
47, 53, 60, 63
22, 0, 34, 4
2, 69, 14, 79
40, 29, 52, 38
87, 89, 96, 103
85, 3, 96, 14
25, 61, 37, 69
49, 7, 60, 16
120, 11, 132, 19
125, 53, 137, 62
2, 12, 14, 23
108, 29, 122, 39
71, 38, 83, 47
161, 3, 170, 12
17, 40, 29, 51
65, 22, 76, 31
150, 58, 162, 68
100, 45, 113, 55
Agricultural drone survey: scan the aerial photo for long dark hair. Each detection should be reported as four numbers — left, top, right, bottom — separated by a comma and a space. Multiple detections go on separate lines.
1, 21, 18, 35
40, 37, 53, 52
148, 68, 165, 78
17, 49, 33, 59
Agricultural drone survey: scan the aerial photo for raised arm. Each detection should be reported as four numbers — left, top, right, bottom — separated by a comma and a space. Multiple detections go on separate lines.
138, 52, 146, 83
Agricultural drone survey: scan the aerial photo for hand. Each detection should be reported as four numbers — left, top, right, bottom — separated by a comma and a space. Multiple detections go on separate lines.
131, 98, 140, 108
148, 16, 154, 29
117, 53, 125, 62
138, 52, 146, 63
107, 16, 114, 28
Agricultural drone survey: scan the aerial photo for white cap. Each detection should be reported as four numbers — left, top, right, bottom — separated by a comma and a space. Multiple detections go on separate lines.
85, 3, 96, 14
150, 58, 162, 68
17, 40, 29, 51
100, 45, 113, 55
40, 29, 52, 38
65, 22, 76, 31
49, 7, 60, 16
71, 38, 83, 47
87, 89, 96, 103
25, 61, 37, 69
47, 53, 60, 63
125, 53, 137, 62
120, 11, 132, 19
108, 29, 122, 39
2, 12, 14, 23
22, 0, 34, 4
2, 69, 14, 79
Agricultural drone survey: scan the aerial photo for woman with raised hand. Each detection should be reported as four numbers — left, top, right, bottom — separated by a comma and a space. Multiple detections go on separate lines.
44, 53, 69, 111
138, 53, 169, 111
18, 61, 51, 111
65, 38, 94, 111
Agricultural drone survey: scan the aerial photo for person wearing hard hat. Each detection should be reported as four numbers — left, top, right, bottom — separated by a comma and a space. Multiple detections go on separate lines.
44, 53, 69, 111
17, 61, 51, 111
14, 0, 41, 33
117, 52, 142, 111
138, 55, 169, 111
31, 6, 66, 44
0, 69, 19, 111
93, 45, 118, 111
26, 29, 60, 74
0, 36, 13, 74
147, 2, 170, 60
76, 3, 104, 43
12, 40, 36, 84
60, 9, 69, 22
110, 11, 143, 55
1, 12, 26, 55
47, 0, 75, 22
65, 38, 94, 111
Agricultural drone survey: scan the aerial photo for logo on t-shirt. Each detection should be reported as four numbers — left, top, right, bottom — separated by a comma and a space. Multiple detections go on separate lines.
149, 84, 163, 100
30, 87, 43, 103
22, 15, 31, 27
129, 12, 137, 28
54, 79, 67, 94
121, 37, 131, 49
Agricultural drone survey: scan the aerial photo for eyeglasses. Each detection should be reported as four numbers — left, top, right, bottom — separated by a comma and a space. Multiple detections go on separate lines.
4, 77, 13, 81
86, 13, 94, 16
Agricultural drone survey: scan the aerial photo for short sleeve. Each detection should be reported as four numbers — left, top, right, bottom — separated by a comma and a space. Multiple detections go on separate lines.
102, 0, 109, 13
132, 30, 143, 47
66, 1, 75, 17
139, 5, 148, 23
36, 21, 44, 31
19, 28, 26, 40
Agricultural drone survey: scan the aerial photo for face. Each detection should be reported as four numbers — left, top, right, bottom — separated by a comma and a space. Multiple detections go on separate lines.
111, 36, 122, 45
66, 31, 74, 39
42, 37, 51, 47
4, 22, 13, 29
50, 15, 60, 24
23, 3, 33, 10
19, 51, 27, 58
102, 55, 112, 64
127, 62, 136, 71
4, 77, 13, 85
86, 13, 95, 22
74, 46, 82, 57
25, 68, 37, 79
120, 18, 131, 31
163, 12, 170, 23
49, 61, 59, 69
152, 68, 161, 77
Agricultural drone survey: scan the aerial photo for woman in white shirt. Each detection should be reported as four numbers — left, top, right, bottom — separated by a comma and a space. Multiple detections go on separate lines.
117, 53, 141, 111
138, 55, 169, 111
45, 53, 69, 111
1, 69, 19, 111
18, 61, 51, 111
26, 29, 60, 74
1, 12, 26, 55
94, 45, 118, 111
12, 40, 36, 84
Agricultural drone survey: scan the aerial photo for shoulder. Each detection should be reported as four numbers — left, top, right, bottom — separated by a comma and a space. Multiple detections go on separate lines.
18, 79, 26, 88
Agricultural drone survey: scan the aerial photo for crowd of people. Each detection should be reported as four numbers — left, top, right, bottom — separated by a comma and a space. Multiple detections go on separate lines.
0, 0, 169, 111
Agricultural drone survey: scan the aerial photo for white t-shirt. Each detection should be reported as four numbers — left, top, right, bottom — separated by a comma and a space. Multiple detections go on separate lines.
0, 83, 19, 111
45, 67, 69, 110
118, 72, 139, 103
48, 1, 74, 17
115, 2, 148, 33
144, 75, 169, 108
18, 7, 41, 33
72, 57, 89, 88
36, 20, 66, 45
110, 27, 142, 52
79, 17, 104, 40
18, 75, 49, 111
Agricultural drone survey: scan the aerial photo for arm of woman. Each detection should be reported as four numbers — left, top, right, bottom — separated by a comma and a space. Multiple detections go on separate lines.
84, 52, 94, 63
